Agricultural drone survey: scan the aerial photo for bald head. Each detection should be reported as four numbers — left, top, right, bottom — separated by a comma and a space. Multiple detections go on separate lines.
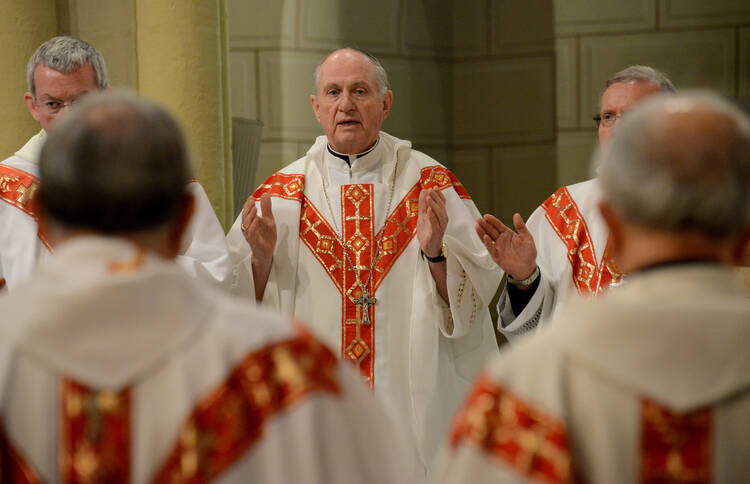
39, 92, 192, 235
313, 48, 389, 99
310, 48, 393, 154
597, 92, 750, 240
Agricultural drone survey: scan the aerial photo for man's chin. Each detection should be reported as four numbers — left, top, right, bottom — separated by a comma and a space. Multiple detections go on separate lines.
330, 135, 370, 154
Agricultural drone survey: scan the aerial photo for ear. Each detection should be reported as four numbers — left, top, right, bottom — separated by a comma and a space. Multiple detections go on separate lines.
598, 200, 624, 259
167, 193, 196, 258
24, 92, 42, 123
310, 94, 321, 124
381, 90, 393, 120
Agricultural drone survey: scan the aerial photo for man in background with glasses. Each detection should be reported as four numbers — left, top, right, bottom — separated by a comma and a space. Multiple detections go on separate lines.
476, 66, 675, 341
0, 36, 230, 292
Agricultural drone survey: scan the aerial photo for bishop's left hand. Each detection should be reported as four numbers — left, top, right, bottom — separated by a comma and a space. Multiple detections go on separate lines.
417, 188, 448, 258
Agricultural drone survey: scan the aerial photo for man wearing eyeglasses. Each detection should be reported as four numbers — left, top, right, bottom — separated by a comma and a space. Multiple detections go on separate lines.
476, 66, 675, 340
0, 36, 231, 292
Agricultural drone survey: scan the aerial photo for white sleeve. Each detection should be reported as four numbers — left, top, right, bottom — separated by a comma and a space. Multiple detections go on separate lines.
176, 182, 231, 290
496, 273, 556, 342
0, 203, 46, 291
495, 204, 558, 342
225, 195, 302, 314
438, 197, 504, 339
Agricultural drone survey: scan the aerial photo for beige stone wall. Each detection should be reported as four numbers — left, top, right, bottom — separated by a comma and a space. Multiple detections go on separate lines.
0, 1, 57, 157
554, 0, 750, 187
228, 0, 558, 221
1, 0, 234, 227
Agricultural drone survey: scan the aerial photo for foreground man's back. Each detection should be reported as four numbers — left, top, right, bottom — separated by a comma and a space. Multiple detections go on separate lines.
0, 92, 419, 483
436, 91, 750, 483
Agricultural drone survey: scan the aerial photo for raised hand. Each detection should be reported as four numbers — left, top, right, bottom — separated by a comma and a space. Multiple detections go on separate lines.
417, 188, 448, 258
476, 213, 537, 280
241, 193, 277, 271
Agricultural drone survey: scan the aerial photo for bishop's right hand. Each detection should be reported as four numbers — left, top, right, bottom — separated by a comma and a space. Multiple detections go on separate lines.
475, 213, 537, 282
242, 193, 277, 271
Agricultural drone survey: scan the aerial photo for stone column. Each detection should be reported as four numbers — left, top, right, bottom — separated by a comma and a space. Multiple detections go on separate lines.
0, 0, 57, 155
135, 0, 233, 227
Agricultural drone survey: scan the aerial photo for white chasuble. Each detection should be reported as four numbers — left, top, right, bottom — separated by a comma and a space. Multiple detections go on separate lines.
227, 132, 503, 472
0, 236, 420, 483
497, 179, 622, 340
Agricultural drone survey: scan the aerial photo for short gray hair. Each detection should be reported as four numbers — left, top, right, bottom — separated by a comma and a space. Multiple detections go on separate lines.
599, 65, 675, 109
27, 36, 108, 97
596, 91, 750, 239
39, 92, 191, 234
312, 48, 390, 99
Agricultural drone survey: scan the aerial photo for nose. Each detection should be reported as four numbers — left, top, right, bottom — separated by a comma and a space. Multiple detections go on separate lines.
338, 91, 355, 112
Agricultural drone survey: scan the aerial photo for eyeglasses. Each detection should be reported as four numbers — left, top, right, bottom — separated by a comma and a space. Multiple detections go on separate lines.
33, 98, 83, 115
593, 113, 624, 128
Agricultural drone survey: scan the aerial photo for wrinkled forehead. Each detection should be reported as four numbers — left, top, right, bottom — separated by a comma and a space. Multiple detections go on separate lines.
34, 63, 99, 96
318, 50, 377, 87
600, 80, 661, 113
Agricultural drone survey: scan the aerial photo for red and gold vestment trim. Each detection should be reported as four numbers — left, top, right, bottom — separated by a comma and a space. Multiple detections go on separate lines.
252, 172, 305, 202
297, 165, 469, 387
153, 332, 341, 483
640, 399, 712, 484
0, 420, 42, 484
542, 186, 621, 296
60, 380, 132, 483
449, 373, 573, 484
0, 164, 51, 251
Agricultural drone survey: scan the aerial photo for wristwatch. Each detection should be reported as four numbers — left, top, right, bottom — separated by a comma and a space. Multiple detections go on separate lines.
421, 243, 446, 263
507, 266, 540, 287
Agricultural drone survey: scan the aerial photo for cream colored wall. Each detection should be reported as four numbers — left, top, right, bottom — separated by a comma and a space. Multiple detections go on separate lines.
0, 1, 57, 157
227, 0, 558, 222
1, 0, 233, 228
554, 0, 750, 187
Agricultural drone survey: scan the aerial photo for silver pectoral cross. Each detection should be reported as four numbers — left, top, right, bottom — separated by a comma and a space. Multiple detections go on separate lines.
353, 288, 377, 324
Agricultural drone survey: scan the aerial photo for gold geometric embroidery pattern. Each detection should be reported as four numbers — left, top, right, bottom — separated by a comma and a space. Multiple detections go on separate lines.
542, 186, 621, 296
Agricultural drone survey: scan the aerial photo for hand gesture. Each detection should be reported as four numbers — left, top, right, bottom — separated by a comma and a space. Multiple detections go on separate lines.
241, 193, 277, 271
476, 213, 537, 280
417, 188, 448, 258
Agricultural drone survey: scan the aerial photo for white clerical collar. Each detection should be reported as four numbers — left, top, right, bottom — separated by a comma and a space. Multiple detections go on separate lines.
14, 129, 46, 165
326, 137, 380, 167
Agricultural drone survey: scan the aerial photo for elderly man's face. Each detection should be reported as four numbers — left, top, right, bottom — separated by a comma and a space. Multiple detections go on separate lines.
598, 80, 661, 147
311, 50, 392, 154
24, 63, 99, 132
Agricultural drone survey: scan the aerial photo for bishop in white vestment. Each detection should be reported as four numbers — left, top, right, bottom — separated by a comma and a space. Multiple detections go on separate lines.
227, 49, 503, 473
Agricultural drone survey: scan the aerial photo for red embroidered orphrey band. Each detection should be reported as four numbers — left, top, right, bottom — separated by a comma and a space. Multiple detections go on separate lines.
253, 166, 470, 388
154, 333, 341, 482
0, 164, 51, 251
640, 399, 712, 483
449, 373, 573, 483
61, 380, 132, 483
252, 172, 305, 201
542, 186, 621, 296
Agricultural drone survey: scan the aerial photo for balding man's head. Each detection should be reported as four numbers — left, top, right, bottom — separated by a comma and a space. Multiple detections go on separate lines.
313, 48, 389, 99
39, 92, 193, 239
597, 92, 750, 240
310, 48, 393, 154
